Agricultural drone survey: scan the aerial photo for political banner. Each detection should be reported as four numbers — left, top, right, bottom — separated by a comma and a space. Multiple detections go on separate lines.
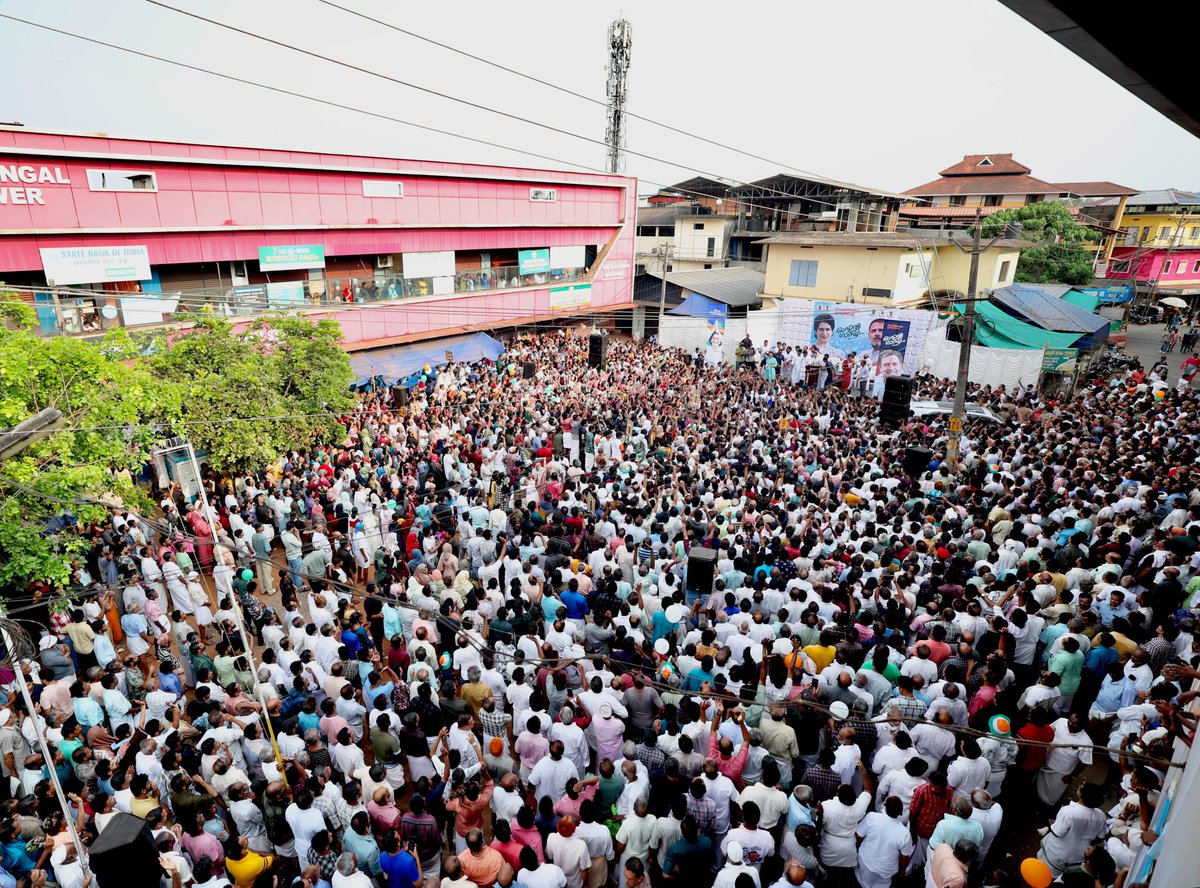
779, 299, 940, 378
704, 303, 727, 366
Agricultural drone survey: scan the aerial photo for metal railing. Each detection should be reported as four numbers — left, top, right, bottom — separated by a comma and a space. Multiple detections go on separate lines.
6, 265, 591, 338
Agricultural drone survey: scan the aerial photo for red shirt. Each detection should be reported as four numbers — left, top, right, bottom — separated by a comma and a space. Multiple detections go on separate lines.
1015, 723, 1055, 772
909, 783, 952, 839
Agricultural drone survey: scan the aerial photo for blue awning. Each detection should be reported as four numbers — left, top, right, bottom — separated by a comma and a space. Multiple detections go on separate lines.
668, 292, 722, 317
349, 332, 505, 388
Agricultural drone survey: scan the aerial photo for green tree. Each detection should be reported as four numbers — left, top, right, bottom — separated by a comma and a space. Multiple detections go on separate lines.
147, 313, 354, 472
0, 292, 182, 589
981, 202, 1100, 285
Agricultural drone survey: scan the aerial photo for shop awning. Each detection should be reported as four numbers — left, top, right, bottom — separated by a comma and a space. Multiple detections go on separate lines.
349, 331, 504, 387
954, 301, 1085, 350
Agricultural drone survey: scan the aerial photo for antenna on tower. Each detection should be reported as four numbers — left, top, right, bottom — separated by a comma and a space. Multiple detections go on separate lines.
605, 18, 632, 174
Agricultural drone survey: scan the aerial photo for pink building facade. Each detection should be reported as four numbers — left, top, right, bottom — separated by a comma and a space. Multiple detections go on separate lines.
0, 127, 636, 347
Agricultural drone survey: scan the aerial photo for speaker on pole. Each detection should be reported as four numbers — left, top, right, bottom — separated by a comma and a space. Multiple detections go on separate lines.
687, 546, 717, 598
902, 445, 933, 477
88, 813, 163, 888
588, 332, 608, 369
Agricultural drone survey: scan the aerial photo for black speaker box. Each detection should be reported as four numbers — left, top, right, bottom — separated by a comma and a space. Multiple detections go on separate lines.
883, 374, 914, 400
393, 385, 410, 407
588, 332, 608, 369
523, 361, 536, 379
89, 813, 163, 888
687, 545, 718, 597
902, 446, 933, 476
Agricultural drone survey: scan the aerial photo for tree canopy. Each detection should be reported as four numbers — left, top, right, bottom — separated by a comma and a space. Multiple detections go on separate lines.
0, 299, 353, 592
981, 202, 1100, 286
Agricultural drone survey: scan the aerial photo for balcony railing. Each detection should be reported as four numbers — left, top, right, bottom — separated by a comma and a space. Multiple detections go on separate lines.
5, 265, 590, 338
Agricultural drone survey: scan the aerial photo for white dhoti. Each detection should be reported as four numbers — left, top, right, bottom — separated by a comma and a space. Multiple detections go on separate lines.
1035, 767, 1072, 806
167, 581, 194, 615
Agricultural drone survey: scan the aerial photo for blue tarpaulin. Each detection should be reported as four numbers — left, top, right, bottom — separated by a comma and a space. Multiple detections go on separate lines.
667, 292, 724, 317
349, 332, 505, 388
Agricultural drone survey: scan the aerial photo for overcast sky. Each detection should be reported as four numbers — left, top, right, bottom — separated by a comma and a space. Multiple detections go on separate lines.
1, 0, 1197, 197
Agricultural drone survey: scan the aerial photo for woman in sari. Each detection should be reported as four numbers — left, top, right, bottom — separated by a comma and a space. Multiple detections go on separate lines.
185, 504, 215, 571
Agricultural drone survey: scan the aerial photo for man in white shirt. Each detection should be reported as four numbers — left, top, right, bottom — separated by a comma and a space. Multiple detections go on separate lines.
1038, 782, 1107, 875
854, 798, 914, 888
529, 741, 580, 804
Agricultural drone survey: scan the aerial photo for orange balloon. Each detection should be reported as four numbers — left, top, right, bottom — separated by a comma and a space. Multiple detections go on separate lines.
1020, 858, 1053, 888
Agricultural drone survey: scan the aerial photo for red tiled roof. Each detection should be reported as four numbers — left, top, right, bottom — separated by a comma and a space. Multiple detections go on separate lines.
903, 174, 1064, 197
899, 204, 1082, 218
1052, 181, 1139, 197
938, 154, 1031, 176
898, 205, 1009, 217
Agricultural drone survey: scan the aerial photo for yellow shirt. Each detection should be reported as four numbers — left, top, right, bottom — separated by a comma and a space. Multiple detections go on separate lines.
226, 852, 273, 888
803, 644, 837, 672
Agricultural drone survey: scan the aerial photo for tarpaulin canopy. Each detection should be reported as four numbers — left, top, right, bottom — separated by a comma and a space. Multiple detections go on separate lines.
954, 301, 1084, 350
349, 332, 504, 387
667, 292, 725, 317
1061, 290, 1100, 312
989, 283, 1110, 349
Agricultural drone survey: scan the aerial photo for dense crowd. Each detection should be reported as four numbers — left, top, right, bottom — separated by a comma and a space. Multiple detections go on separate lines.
3, 331, 1199, 888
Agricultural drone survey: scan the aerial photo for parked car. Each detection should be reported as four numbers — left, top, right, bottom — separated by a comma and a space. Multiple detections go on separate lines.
909, 399, 1006, 424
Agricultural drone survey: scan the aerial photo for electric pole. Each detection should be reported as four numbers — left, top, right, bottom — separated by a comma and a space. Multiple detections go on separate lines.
604, 19, 632, 174
657, 244, 673, 339
946, 210, 1004, 470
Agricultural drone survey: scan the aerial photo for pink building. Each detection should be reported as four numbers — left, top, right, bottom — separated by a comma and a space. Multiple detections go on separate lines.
0, 126, 636, 348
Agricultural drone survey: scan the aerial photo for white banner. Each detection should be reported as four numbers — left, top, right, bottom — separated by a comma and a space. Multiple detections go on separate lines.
777, 298, 943, 376
40, 245, 150, 286
402, 250, 455, 279
549, 245, 586, 269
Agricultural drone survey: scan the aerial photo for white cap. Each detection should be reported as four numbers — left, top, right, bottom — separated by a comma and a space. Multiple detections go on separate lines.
829, 701, 850, 721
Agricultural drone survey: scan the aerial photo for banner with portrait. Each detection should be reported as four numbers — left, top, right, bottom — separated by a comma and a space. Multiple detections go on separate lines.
704, 303, 727, 365
783, 300, 937, 378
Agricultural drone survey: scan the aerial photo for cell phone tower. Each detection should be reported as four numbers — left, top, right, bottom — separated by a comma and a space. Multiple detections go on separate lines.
605, 18, 633, 174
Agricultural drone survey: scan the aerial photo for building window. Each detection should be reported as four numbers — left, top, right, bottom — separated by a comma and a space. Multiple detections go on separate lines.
529, 188, 557, 202
983, 195, 1003, 207
788, 259, 818, 287
1161, 227, 1173, 240
704, 264, 713, 269
1025, 194, 1043, 205
1109, 259, 1131, 274
693, 222, 705, 230
657, 226, 675, 236
362, 180, 404, 198
706, 237, 715, 257
1193, 260, 1200, 274
86, 169, 157, 192
636, 226, 655, 237
1162, 260, 1173, 275
999, 260, 1012, 282
635, 264, 646, 275
948, 196, 966, 207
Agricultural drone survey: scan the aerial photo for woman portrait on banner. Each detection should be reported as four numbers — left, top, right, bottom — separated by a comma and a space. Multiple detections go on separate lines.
704, 326, 724, 366
812, 312, 847, 359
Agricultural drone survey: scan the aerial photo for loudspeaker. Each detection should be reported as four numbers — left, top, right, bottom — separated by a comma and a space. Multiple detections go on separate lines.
903, 446, 933, 477
89, 813, 163, 888
392, 385, 410, 407
883, 374, 914, 401
687, 545, 718, 597
879, 374, 913, 428
523, 361, 536, 379
588, 332, 608, 369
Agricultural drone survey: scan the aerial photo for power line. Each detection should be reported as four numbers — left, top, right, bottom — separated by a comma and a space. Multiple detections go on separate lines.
0, 11, 897, 229
312, 0, 852, 186
137, 2, 886, 214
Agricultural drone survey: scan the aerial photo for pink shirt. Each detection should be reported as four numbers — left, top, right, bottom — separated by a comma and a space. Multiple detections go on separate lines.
707, 733, 749, 786
594, 714, 625, 763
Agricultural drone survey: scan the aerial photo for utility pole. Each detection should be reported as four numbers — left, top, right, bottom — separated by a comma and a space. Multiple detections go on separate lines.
946, 210, 1004, 469
656, 244, 672, 341
604, 19, 633, 174
0, 408, 64, 460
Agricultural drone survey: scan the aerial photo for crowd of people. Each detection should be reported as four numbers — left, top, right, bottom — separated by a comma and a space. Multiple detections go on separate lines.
2, 331, 1198, 888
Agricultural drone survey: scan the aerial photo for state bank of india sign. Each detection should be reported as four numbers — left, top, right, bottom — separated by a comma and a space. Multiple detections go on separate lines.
0, 164, 72, 205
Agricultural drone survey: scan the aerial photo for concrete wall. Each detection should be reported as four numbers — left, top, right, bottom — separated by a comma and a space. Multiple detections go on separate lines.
763, 243, 905, 302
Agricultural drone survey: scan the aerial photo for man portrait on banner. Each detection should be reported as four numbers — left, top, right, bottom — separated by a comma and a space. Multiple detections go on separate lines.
867, 317, 887, 361
872, 349, 904, 399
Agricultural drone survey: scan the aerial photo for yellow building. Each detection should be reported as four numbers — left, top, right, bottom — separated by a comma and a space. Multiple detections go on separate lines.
758, 232, 1023, 306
